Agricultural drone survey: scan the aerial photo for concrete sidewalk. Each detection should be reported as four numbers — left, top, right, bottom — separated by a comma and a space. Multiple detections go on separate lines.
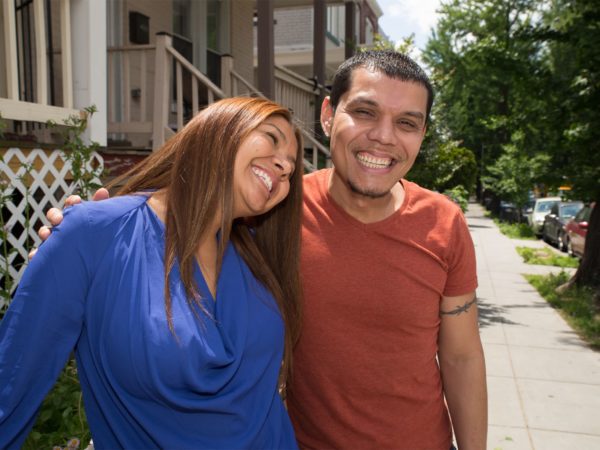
465, 202, 600, 450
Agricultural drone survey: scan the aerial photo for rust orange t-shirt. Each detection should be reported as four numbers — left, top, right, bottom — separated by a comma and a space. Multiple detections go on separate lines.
287, 169, 478, 449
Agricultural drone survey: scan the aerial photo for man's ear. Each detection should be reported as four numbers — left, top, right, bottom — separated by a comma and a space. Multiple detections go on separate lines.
320, 97, 334, 137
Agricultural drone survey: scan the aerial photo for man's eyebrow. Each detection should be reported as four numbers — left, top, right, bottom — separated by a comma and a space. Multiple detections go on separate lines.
264, 123, 288, 143
346, 97, 426, 123
346, 97, 378, 108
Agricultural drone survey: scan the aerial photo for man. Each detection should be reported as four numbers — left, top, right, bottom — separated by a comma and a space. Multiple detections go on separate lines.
39, 50, 487, 449
285, 50, 487, 450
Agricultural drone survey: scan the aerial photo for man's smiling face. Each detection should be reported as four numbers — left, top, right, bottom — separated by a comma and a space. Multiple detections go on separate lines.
322, 68, 428, 201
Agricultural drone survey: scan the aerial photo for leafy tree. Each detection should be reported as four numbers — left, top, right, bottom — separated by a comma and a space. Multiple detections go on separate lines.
422, 0, 554, 192
370, 33, 418, 59
423, 0, 599, 295
481, 132, 549, 218
408, 139, 477, 196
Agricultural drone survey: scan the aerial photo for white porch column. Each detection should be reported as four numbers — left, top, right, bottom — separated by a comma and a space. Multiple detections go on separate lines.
190, 0, 207, 72
71, 0, 107, 145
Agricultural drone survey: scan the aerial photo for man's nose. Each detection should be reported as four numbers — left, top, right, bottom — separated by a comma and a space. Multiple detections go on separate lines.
367, 118, 396, 145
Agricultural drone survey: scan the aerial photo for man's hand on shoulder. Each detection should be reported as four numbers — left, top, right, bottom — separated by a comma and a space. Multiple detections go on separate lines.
28, 188, 110, 259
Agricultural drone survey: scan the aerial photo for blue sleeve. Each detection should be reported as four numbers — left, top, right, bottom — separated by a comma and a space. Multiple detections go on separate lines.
0, 204, 92, 448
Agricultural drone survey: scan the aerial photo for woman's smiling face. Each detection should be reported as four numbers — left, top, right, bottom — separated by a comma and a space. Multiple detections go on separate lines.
232, 115, 298, 219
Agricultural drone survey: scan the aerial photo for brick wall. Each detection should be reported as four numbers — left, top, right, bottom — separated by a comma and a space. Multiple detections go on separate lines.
274, 7, 313, 48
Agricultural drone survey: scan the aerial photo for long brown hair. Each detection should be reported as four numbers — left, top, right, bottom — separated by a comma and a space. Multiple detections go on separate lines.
110, 97, 303, 386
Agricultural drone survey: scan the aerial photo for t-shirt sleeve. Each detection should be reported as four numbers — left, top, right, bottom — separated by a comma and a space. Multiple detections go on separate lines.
443, 210, 478, 297
0, 204, 92, 449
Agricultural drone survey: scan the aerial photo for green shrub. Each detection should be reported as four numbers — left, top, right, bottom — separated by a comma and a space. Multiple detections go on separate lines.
23, 359, 90, 450
48, 105, 104, 199
443, 185, 469, 212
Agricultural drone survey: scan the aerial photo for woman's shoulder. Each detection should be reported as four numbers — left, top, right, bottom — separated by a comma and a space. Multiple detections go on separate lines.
61, 194, 150, 231
77, 193, 149, 214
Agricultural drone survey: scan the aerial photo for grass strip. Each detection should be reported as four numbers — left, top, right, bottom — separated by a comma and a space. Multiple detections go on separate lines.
516, 246, 579, 268
493, 219, 537, 239
524, 272, 600, 349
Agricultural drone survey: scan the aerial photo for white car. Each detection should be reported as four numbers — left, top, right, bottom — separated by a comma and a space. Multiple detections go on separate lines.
528, 197, 561, 236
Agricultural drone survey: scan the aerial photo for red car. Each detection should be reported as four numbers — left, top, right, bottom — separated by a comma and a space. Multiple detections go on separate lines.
564, 205, 593, 257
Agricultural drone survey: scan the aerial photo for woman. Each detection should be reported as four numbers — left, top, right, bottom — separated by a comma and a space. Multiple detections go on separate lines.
0, 97, 303, 449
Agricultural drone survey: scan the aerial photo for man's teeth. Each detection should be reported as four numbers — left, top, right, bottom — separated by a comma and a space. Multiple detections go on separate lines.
356, 153, 392, 169
252, 167, 273, 192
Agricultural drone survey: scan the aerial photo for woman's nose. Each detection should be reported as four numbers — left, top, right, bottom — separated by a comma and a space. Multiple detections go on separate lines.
273, 150, 294, 177
274, 158, 292, 178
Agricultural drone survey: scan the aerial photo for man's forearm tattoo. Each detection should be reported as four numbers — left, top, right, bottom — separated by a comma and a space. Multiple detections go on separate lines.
440, 297, 477, 316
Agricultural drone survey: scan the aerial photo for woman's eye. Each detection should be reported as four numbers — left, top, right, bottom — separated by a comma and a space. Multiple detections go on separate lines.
266, 132, 278, 144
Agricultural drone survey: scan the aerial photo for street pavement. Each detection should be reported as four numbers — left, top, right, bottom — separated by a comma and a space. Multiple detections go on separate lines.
465, 201, 600, 450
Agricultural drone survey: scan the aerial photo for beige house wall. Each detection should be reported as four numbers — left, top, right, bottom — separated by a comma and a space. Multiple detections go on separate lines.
1, 0, 258, 147
124, 0, 173, 46
109, 0, 172, 145
230, 0, 254, 84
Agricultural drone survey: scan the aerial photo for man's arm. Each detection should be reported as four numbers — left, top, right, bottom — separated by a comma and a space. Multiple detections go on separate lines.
29, 188, 110, 258
438, 292, 487, 450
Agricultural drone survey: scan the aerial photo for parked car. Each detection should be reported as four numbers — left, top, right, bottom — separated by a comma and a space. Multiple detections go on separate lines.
528, 197, 561, 236
497, 200, 533, 223
499, 201, 518, 222
542, 201, 584, 251
564, 205, 593, 257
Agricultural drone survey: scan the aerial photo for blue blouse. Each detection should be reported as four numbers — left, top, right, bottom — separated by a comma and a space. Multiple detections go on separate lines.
0, 195, 298, 449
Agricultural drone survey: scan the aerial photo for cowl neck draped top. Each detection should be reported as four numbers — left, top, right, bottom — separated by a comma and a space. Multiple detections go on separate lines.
0, 195, 297, 449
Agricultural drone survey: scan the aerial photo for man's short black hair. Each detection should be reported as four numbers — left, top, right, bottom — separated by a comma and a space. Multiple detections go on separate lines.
330, 50, 434, 122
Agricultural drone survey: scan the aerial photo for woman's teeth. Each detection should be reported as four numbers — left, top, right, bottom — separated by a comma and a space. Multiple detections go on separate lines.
252, 167, 273, 192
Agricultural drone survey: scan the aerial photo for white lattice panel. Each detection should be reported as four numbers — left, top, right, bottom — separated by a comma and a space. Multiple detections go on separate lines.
0, 148, 104, 307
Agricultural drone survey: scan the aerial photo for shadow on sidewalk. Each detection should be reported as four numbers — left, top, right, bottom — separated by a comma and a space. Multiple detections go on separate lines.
477, 297, 519, 328
465, 213, 490, 219
478, 298, 588, 351
468, 224, 492, 229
